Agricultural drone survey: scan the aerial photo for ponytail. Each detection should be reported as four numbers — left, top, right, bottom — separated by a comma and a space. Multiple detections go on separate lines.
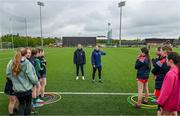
12, 47, 27, 76
147, 53, 151, 70
12, 51, 22, 76
162, 45, 173, 53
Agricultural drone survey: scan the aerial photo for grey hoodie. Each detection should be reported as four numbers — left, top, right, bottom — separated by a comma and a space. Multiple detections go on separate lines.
6, 57, 38, 92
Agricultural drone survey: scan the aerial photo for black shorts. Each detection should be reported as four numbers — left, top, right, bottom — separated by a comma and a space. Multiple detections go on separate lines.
40, 69, 46, 78
4, 78, 15, 96
15, 90, 32, 98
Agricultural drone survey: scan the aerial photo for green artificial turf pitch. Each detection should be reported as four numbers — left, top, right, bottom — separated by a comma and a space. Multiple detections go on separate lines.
0, 47, 179, 115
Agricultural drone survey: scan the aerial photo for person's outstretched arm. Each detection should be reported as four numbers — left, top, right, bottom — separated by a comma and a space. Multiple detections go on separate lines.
100, 51, 106, 55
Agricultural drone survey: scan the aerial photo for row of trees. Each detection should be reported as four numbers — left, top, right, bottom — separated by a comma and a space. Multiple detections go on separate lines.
97, 38, 180, 46
1, 34, 56, 47
1, 35, 179, 48
96, 39, 143, 45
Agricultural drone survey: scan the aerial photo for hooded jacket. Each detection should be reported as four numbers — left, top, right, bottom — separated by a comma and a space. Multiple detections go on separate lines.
157, 66, 180, 111
152, 57, 170, 90
73, 49, 86, 65
91, 49, 106, 67
135, 55, 150, 79
6, 57, 38, 92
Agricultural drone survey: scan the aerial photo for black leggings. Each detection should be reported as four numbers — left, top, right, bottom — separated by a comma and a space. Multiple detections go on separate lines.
92, 66, 102, 80
16, 90, 32, 115
76, 64, 84, 76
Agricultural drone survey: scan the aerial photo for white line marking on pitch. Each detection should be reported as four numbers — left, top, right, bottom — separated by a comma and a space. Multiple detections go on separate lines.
0, 92, 153, 95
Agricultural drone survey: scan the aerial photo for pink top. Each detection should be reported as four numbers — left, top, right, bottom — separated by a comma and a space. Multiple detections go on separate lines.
157, 66, 180, 112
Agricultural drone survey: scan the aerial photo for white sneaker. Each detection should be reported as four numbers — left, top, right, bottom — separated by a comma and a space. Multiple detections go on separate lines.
36, 98, 44, 103
32, 103, 43, 108
82, 76, 85, 80
76, 76, 79, 80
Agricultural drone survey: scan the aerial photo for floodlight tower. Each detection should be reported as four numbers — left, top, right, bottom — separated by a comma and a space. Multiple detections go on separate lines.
107, 22, 111, 44
9, 18, 14, 50
24, 18, 28, 46
37, 1, 44, 48
0, 22, 2, 49
118, 1, 126, 47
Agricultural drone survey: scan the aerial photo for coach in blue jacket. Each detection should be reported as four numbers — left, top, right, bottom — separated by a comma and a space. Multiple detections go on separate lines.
73, 44, 86, 80
91, 45, 106, 83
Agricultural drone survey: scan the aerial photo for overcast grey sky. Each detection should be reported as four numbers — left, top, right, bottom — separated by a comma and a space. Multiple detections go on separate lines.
0, 0, 180, 39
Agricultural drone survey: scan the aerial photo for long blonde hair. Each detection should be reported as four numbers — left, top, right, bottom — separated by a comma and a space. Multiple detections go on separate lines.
12, 48, 27, 76
162, 45, 173, 53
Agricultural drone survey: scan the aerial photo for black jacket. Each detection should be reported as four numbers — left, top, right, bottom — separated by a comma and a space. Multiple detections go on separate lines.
73, 49, 86, 65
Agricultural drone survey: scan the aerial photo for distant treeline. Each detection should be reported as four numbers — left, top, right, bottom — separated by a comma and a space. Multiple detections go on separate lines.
96, 39, 143, 45
1, 35, 179, 48
1, 34, 56, 47
97, 38, 180, 46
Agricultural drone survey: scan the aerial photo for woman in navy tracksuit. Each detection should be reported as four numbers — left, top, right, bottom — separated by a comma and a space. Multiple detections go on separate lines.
134, 47, 151, 108
91, 45, 106, 83
73, 44, 86, 80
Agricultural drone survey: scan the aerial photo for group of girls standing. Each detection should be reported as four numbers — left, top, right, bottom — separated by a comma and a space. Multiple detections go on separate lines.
135, 44, 180, 116
4, 47, 47, 115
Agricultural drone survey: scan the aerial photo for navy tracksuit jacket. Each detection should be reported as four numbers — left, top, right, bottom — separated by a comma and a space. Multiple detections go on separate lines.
151, 57, 170, 90
73, 49, 86, 76
135, 55, 150, 80
91, 49, 106, 67
73, 49, 86, 65
91, 49, 106, 80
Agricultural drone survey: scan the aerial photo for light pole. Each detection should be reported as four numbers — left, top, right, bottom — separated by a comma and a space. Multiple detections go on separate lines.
9, 18, 14, 50
0, 36, 2, 49
107, 22, 111, 44
0, 11, 3, 49
37, 1, 44, 48
24, 18, 28, 47
0, 22, 2, 49
25, 18, 29, 47
118, 1, 126, 47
